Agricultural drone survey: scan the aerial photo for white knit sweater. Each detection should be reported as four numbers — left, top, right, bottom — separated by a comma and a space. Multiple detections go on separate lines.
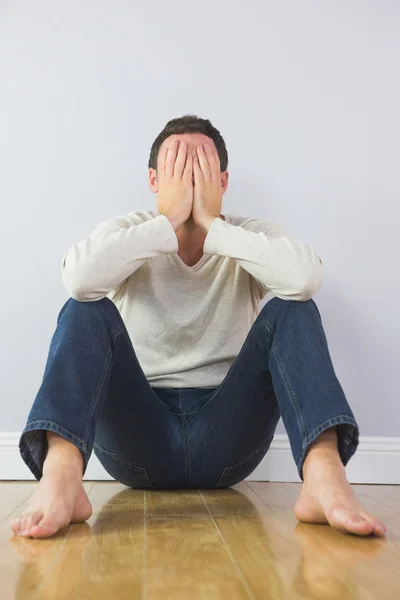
61, 210, 323, 388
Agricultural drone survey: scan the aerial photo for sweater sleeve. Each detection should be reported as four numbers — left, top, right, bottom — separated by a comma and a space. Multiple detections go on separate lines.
203, 217, 323, 301
61, 214, 178, 301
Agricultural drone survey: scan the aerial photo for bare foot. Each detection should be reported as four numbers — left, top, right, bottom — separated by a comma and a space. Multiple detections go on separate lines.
294, 460, 387, 537
11, 465, 92, 539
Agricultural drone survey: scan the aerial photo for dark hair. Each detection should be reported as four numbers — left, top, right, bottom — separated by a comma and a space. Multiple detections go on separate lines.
148, 114, 228, 172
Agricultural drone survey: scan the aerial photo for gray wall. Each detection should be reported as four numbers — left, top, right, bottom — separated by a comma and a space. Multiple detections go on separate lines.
1, 1, 399, 436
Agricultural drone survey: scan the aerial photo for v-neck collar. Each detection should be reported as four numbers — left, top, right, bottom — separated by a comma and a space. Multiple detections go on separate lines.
173, 214, 227, 271
174, 253, 210, 271
153, 212, 228, 272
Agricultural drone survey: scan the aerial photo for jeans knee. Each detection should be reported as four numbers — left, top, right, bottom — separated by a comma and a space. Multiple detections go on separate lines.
57, 296, 114, 325
261, 297, 319, 321
264, 296, 315, 310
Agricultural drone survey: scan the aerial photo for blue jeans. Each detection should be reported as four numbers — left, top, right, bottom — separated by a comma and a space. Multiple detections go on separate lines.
20, 297, 359, 489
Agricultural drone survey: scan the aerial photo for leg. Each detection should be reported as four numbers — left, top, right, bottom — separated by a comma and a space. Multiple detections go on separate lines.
13, 297, 182, 538
294, 426, 386, 536
11, 431, 92, 538
193, 297, 385, 535
261, 297, 386, 536
187, 297, 353, 490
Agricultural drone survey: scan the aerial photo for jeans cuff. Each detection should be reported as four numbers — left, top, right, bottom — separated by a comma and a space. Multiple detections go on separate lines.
19, 420, 89, 480
296, 415, 359, 481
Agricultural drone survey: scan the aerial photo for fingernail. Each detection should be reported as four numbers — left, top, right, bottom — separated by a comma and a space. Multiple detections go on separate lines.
19, 530, 30, 536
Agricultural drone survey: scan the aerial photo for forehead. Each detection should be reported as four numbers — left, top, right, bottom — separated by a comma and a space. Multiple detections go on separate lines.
160, 133, 216, 153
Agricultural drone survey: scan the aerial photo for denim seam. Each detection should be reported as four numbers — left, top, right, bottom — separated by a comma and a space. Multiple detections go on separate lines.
21, 420, 88, 453
153, 394, 175, 411
83, 346, 114, 443
103, 298, 132, 342
295, 414, 359, 477
94, 441, 152, 473
220, 436, 274, 475
261, 318, 275, 337
150, 389, 184, 413
111, 327, 134, 351
268, 329, 307, 440
215, 435, 274, 488
178, 390, 189, 488
20, 421, 88, 478
19, 429, 42, 480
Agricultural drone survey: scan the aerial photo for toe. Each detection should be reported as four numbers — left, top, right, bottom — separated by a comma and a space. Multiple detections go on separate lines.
15, 512, 43, 537
359, 511, 387, 537
16, 515, 29, 535
374, 523, 386, 537
346, 514, 375, 536
327, 507, 375, 536
29, 518, 60, 539
22, 512, 43, 535
372, 519, 387, 537
11, 517, 22, 535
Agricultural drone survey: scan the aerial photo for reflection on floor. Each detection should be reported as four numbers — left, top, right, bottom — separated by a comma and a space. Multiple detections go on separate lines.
1, 481, 399, 599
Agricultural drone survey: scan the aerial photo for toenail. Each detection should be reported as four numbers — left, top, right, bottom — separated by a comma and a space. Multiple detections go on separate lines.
377, 524, 386, 533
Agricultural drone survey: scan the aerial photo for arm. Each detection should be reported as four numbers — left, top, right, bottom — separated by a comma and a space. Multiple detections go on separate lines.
61, 213, 178, 301
203, 217, 323, 301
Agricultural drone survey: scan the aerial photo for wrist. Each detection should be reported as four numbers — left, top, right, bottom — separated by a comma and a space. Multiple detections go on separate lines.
165, 215, 183, 232
197, 216, 218, 234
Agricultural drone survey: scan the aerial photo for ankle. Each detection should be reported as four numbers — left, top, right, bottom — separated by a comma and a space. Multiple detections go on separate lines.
43, 432, 84, 476
303, 449, 346, 481
303, 428, 344, 480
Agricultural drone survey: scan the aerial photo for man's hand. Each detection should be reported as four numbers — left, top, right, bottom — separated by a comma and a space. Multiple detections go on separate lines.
156, 140, 194, 232
192, 144, 223, 233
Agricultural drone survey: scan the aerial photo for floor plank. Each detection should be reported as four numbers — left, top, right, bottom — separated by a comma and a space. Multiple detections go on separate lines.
87, 482, 143, 515
0, 482, 38, 524
145, 515, 253, 600
351, 484, 400, 513
146, 488, 208, 516
41, 513, 144, 599
200, 482, 275, 516
0, 481, 399, 600
246, 482, 301, 507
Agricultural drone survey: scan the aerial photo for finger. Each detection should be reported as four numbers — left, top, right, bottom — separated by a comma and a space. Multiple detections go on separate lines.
158, 144, 169, 181
193, 154, 203, 182
213, 149, 221, 178
165, 139, 179, 178
197, 145, 211, 178
183, 152, 193, 181
174, 140, 187, 179
204, 144, 220, 181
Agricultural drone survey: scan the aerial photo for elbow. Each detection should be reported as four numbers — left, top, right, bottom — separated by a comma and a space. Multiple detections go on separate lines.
65, 284, 105, 302
63, 279, 90, 302
296, 261, 324, 301
62, 271, 99, 302
61, 252, 89, 301
296, 281, 320, 301
69, 288, 93, 302
61, 254, 104, 302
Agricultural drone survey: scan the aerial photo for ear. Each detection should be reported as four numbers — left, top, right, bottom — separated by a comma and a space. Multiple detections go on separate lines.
149, 168, 158, 193
221, 170, 229, 195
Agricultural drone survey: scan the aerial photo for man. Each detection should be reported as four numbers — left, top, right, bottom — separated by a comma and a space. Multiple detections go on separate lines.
12, 115, 386, 539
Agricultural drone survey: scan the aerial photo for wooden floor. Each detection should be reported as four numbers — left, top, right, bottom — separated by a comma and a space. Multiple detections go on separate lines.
0, 482, 399, 599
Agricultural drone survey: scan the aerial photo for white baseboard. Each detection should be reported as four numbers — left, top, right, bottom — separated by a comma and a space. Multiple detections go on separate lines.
1, 433, 399, 484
